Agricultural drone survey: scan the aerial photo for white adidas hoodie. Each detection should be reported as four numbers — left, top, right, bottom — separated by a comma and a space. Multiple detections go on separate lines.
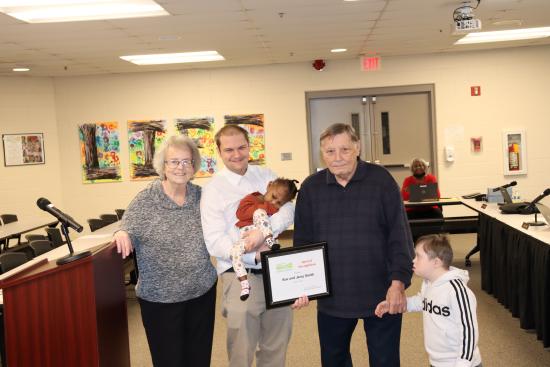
407, 267, 482, 367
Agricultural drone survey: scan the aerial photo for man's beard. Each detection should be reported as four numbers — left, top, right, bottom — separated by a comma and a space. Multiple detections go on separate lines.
413, 172, 426, 179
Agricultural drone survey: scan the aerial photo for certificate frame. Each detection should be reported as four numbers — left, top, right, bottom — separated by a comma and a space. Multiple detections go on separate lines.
261, 242, 331, 309
2, 133, 45, 166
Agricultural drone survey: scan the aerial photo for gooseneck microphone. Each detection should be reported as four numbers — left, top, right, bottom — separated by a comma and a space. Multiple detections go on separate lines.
37, 198, 83, 232
527, 188, 550, 208
492, 180, 517, 192
36, 197, 90, 265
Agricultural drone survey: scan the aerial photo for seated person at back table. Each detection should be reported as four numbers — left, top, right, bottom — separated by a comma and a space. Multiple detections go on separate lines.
401, 158, 442, 220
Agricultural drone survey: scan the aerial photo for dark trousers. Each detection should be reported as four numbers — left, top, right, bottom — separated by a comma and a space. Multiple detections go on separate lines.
318, 311, 402, 367
138, 282, 217, 367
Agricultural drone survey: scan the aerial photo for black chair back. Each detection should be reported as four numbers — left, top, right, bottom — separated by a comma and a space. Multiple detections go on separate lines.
0, 214, 18, 225
0, 252, 29, 273
45, 227, 65, 248
87, 218, 109, 232
29, 240, 53, 258
115, 209, 125, 220
99, 214, 118, 225
25, 234, 48, 243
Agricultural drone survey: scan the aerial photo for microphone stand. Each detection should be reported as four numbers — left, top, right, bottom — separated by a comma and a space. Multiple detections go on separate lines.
524, 210, 546, 227
56, 222, 92, 265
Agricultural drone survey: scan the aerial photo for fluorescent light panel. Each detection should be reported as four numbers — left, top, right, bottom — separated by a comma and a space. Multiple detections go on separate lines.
0, 0, 168, 23
13, 67, 30, 72
331, 48, 347, 53
120, 51, 225, 65
455, 26, 550, 44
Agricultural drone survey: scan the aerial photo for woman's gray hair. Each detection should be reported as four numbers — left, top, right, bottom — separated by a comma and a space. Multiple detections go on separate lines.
410, 157, 429, 173
153, 135, 202, 180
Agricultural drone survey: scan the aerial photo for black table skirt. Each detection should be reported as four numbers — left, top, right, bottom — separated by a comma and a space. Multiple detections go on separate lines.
478, 213, 550, 347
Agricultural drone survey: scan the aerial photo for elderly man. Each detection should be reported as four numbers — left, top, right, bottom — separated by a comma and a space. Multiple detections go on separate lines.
294, 123, 413, 367
201, 125, 295, 367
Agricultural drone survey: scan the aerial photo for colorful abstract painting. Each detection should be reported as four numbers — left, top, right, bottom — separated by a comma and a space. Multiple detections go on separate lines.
128, 120, 167, 180
78, 122, 121, 183
175, 117, 216, 177
224, 114, 265, 165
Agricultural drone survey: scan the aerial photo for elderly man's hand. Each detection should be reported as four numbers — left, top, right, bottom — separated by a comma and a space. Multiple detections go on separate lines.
385, 280, 407, 314
291, 295, 310, 310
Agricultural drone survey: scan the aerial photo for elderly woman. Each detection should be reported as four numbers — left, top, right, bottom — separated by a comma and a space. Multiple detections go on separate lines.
113, 135, 217, 367
401, 157, 442, 220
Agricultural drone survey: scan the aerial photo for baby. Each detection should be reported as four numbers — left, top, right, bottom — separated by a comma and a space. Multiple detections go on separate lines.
231, 178, 299, 301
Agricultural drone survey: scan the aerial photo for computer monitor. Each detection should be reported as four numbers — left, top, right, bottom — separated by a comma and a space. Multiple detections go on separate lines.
535, 203, 550, 225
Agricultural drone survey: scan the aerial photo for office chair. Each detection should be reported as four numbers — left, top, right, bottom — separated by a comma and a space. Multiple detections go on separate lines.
24, 234, 48, 243
0, 214, 21, 249
99, 214, 118, 225
0, 252, 29, 274
45, 227, 65, 248
87, 218, 109, 232
29, 240, 53, 258
115, 209, 125, 220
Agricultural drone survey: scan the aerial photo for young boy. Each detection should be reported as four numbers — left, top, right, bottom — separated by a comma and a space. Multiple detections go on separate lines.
375, 234, 482, 367
231, 178, 299, 301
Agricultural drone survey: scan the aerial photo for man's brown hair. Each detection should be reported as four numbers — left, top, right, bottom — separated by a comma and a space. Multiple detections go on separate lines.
416, 234, 453, 269
215, 125, 249, 148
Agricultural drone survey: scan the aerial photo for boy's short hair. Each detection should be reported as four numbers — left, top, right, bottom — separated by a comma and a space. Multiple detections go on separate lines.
416, 234, 453, 269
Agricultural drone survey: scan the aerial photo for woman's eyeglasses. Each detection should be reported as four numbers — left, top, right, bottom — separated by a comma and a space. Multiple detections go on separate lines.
165, 159, 194, 168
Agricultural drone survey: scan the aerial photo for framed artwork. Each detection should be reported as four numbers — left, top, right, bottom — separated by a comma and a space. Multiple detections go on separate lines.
128, 120, 167, 180
78, 122, 122, 183
502, 130, 527, 175
2, 133, 45, 166
175, 117, 217, 178
224, 114, 265, 165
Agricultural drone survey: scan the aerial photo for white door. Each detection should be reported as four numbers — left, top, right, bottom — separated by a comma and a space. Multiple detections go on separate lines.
308, 92, 434, 186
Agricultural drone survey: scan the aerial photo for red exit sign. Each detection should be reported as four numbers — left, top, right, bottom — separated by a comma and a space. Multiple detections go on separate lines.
361, 56, 381, 71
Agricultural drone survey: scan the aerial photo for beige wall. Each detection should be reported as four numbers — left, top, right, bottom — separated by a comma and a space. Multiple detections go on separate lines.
0, 77, 64, 219
2, 44, 549, 224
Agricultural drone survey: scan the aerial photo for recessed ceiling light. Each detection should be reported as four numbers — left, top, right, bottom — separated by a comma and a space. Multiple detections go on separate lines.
492, 19, 522, 27
455, 26, 550, 44
120, 51, 225, 65
0, 0, 169, 23
331, 48, 347, 53
13, 67, 30, 72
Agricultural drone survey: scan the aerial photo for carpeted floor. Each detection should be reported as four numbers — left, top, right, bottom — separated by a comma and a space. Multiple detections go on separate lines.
126, 233, 550, 366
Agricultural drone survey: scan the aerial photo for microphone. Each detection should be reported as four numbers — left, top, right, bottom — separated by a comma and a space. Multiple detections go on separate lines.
527, 188, 550, 208
37, 198, 83, 232
493, 180, 517, 192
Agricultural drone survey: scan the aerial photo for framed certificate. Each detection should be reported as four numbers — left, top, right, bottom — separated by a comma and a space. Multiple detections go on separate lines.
261, 242, 331, 309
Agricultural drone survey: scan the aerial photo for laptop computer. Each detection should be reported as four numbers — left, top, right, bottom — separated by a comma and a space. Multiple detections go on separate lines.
409, 183, 439, 202
535, 203, 550, 225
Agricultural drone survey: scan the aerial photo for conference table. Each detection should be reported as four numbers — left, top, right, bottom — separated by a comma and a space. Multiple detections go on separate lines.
0, 216, 59, 245
461, 199, 550, 348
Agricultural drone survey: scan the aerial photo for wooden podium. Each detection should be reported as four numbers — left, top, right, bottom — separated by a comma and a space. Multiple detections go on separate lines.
0, 243, 130, 367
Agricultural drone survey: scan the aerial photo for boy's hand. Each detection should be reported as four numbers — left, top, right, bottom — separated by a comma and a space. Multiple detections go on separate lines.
374, 301, 389, 318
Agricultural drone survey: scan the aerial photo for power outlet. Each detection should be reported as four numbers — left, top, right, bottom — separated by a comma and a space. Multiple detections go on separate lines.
281, 152, 292, 161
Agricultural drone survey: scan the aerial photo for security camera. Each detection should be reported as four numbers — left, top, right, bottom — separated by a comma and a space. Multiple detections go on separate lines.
312, 59, 326, 71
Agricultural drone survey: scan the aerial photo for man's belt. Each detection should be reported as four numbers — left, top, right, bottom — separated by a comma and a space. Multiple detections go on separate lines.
225, 266, 263, 275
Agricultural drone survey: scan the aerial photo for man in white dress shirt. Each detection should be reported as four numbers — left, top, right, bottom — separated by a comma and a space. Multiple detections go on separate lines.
201, 125, 295, 367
